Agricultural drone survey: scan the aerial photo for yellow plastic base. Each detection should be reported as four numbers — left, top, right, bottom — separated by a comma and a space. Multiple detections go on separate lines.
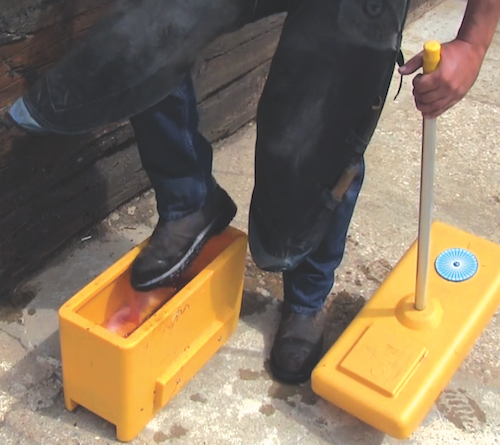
311, 221, 500, 439
58, 227, 247, 442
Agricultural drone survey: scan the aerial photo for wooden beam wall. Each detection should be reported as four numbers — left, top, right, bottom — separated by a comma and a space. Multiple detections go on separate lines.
0, 1, 284, 298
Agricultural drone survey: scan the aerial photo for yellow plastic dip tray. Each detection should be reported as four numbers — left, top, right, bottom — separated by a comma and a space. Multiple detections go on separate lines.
58, 227, 247, 442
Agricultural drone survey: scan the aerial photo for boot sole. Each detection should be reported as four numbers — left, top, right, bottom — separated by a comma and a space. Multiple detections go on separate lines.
132, 198, 237, 291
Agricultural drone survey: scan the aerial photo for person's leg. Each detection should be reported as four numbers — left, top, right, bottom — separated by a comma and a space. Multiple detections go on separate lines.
248, 0, 410, 384
130, 75, 215, 220
127, 1, 293, 290
283, 159, 365, 315
129, 74, 236, 290
270, 159, 364, 384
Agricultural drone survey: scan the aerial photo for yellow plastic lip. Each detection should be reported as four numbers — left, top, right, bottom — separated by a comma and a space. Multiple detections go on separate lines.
58, 242, 149, 348
423, 40, 441, 74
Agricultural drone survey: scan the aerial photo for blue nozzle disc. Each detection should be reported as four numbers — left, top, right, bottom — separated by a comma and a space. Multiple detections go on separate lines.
435, 248, 478, 282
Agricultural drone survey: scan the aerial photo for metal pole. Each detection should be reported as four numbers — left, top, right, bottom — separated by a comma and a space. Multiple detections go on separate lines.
415, 41, 441, 311
415, 117, 437, 310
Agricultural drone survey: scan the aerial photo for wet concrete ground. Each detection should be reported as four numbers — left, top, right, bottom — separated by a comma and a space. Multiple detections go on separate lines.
1, 0, 500, 443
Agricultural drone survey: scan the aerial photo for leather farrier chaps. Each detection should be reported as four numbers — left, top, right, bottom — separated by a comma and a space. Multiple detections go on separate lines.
20, 0, 258, 133
249, 0, 411, 271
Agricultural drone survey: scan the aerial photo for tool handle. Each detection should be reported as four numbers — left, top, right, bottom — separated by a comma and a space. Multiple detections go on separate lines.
415, 41, 441, 311
423, 40, 441, 74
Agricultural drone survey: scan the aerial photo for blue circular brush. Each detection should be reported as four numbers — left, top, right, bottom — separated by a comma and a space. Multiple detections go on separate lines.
435, 248, 478, 282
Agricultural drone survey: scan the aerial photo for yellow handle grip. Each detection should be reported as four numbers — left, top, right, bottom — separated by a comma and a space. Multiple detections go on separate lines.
423, 41, 441, 74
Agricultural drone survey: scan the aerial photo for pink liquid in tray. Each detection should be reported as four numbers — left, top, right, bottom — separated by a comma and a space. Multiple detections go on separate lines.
103, 286, 179, 338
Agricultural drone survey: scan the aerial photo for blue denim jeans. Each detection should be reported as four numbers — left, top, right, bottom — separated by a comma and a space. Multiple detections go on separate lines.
130, 76, 216, 221
130, 74, 364, 315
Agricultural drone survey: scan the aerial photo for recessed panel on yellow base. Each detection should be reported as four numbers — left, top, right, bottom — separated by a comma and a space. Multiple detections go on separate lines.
311, 221, 500, 439
338, 324, 428, 398
58, 227, 247, 442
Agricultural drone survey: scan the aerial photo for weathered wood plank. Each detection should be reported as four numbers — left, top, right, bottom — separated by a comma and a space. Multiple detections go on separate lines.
198, 61, 271, 141
0, 11, 284, 111
193, 20, 282, 102
0, 0, 113, 35
0, 122, 133, 218
0, 139, 150, 288
0, 4, 125, 110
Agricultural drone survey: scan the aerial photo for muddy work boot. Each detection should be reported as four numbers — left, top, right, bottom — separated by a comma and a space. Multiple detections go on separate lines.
130, 185, 237, 291
270, 304, 326, 385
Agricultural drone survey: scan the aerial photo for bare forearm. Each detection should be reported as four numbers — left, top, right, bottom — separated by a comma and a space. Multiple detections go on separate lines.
457, 0, 500, 57
400, 0, 500, 117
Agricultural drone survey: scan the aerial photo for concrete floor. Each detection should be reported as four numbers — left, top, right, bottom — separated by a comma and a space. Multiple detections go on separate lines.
1, 0, 500, 443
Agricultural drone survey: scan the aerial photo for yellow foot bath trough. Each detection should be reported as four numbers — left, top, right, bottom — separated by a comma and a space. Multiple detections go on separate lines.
58, 227, 247, 442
